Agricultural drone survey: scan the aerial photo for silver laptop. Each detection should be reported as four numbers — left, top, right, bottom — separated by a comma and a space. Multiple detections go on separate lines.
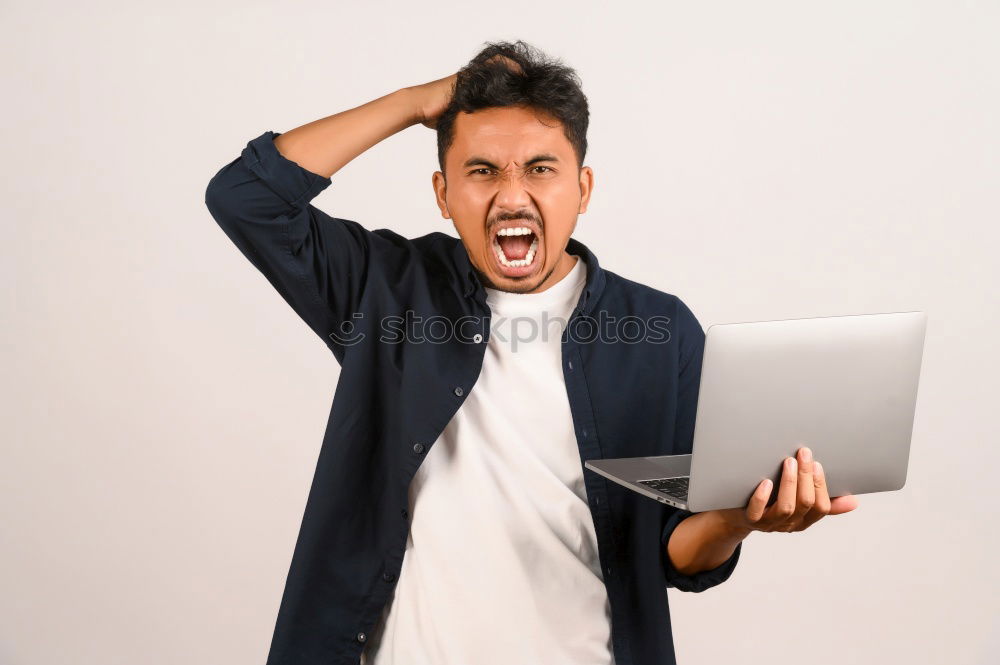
584, 311, 927, 512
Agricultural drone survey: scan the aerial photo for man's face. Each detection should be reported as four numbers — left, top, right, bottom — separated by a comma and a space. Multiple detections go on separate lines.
432, 105, 593, 294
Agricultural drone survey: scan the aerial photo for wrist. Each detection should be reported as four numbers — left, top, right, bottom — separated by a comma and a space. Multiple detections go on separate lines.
394, 86, 426, 127
709, 510, 754, 541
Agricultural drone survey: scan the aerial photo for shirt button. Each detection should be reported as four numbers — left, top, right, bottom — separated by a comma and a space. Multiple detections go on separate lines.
401, 508, 409, 520
568, 360, 574, 371
473, 333, 483, 343
413, 443, 425, 454
382, 571, 395, 582
453, 386, 464, 397
595, 496, 601, 506
606, 567, 613, 578
582, 428, 588, 439
357, 632, 367, 643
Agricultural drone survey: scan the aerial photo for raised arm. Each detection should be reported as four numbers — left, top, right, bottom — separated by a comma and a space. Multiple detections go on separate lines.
271, 86, 425, 180
203, 77, 455, 362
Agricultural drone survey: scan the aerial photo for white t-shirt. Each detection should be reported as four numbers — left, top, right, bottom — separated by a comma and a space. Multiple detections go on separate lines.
362, 254, 615, 665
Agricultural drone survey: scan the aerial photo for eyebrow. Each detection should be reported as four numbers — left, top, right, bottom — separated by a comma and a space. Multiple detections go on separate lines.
462, 154, 561, 169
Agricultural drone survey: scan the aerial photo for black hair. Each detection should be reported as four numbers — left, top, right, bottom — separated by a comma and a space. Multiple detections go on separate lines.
436, 40, 589, 175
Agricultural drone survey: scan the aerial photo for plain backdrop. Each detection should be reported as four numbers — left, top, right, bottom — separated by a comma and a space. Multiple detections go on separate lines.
2, 1, 997, 664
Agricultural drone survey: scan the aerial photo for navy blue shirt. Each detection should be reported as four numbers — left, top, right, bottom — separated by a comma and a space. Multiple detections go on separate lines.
204, 130, 742, 665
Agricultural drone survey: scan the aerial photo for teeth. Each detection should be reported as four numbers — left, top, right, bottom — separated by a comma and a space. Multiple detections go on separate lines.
496, 227, 532, 236
493, 236, 539, 269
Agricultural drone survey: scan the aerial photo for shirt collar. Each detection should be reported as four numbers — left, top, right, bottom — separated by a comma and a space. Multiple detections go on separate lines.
451, 235, 606, 317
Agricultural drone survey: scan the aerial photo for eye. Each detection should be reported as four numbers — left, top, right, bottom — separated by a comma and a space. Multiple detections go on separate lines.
467, 166, 554, 176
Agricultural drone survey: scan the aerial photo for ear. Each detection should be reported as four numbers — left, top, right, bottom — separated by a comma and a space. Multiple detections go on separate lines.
432, 171, 451, 219
578, 166, 594, 214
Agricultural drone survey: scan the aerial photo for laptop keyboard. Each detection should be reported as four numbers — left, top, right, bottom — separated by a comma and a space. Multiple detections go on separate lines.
637, 477, 689, 501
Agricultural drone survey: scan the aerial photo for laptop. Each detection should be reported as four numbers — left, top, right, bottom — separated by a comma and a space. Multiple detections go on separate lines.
584, 311, 927, 512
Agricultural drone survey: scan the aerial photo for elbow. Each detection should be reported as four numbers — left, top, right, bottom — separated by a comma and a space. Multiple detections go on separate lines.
204, 163, 240, 229
205, 156, 298, 227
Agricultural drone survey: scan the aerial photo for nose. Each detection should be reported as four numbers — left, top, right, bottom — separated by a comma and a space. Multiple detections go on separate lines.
494, 166, 532, 210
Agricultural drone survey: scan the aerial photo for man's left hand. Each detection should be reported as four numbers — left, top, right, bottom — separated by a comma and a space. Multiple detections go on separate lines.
712, 446, 860, 534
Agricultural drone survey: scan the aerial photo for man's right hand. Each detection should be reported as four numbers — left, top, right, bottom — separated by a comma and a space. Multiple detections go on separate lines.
409, 73, 458, 130
410, 56, 520, 130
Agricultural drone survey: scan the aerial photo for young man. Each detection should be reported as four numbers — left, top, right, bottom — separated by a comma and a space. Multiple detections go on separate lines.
205, 40, 856, 665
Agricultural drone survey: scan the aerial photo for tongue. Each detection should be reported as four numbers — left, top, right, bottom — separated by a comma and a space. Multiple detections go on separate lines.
498, 234, 532, 260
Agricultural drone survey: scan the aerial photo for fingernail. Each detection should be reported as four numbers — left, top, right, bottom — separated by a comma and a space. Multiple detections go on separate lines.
787, 457, 796, 471
814, 460, 823, 476
801, 447, 812, 463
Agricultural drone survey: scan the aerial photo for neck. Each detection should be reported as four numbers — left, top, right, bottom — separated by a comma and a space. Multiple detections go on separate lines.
525, 250, 578, 294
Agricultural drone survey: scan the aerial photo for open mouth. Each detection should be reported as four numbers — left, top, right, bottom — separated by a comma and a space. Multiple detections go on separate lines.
491, 225, 540, 276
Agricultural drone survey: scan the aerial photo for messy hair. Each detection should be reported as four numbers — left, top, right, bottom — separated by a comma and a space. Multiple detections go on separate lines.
436, 40, 590, 175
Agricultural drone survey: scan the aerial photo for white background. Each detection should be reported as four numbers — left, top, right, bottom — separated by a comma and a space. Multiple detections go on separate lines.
2, 1, 997, 663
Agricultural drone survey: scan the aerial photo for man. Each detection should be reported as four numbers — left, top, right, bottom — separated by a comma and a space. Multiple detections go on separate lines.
205, 40, 858, 665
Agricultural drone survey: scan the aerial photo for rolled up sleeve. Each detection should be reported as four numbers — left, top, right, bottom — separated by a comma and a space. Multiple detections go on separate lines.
204, 130, 376, 362
661, 508, 742, 592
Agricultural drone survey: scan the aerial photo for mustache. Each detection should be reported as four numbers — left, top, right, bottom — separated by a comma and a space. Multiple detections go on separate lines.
489, 213, 541, 228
